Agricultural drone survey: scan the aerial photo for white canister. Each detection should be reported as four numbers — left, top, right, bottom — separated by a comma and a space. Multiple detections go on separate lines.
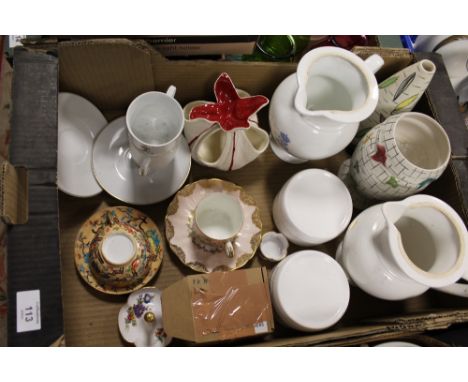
270, 250, 350, 331
272, 169, 353, 246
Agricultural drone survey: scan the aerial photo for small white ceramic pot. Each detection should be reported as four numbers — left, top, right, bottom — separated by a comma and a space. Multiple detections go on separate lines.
259, 231, 289, 262
272, 169, 353, 246
270, 250, 350, 331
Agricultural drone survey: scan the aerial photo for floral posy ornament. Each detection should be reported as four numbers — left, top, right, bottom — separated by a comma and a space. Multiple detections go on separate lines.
184, 73, 270, 171
118, 287, 172, 347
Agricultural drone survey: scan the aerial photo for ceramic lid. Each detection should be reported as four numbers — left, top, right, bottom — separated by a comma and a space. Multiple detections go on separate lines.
118, 287, 172, 347
271, 250, 350, 331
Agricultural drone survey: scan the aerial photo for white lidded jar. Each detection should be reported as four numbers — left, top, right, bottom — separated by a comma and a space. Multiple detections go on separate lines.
270, 250, 350, 331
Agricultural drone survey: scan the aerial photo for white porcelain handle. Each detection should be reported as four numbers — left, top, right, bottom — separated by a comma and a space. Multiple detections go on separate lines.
434, 283, 468, 298
434, 264, 468, 297
364, 54, 384, 74
225, 241, 234, 258
166, 85, 176, 98
138, 157, 151, 177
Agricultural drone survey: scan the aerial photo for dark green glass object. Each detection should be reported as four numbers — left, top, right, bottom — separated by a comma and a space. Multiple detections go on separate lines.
243, 35, 310, 62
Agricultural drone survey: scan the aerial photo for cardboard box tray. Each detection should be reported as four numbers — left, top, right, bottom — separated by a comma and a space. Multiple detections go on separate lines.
6, 39, 468, 346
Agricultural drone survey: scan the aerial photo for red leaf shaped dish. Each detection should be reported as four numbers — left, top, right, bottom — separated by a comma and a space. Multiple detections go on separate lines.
189, 72, 269, 131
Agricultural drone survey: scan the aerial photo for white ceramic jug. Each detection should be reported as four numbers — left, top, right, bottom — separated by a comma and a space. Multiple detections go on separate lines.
269, 47, 384, 162
336, 194, 468, 300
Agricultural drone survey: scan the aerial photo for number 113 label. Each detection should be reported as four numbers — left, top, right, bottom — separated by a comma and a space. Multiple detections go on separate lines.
16, 290, 41, 333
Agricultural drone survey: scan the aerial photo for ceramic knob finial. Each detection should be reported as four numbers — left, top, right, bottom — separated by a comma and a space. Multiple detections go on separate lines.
144, 311, 156, 323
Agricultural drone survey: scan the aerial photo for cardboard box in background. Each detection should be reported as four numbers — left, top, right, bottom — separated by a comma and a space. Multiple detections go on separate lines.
5, 39, 468, 346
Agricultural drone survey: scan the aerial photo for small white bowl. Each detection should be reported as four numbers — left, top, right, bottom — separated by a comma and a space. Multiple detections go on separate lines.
260, 231, 289, 262
270, 250, 350, 331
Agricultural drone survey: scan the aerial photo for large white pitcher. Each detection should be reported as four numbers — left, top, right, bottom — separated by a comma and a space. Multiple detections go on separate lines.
269, 47, 384, 162
336, 194, 468, 300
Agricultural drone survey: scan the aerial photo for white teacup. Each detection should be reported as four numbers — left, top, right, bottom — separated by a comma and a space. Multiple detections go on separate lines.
193, 193, 244, 258
126, 86, 184, 176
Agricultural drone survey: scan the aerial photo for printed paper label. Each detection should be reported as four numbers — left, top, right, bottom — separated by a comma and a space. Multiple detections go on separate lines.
253, 320, 269, 334
16, 290, 41, 333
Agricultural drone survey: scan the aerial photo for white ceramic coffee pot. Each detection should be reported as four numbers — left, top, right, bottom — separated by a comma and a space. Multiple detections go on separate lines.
269, 47, 384, 162
336, 195, 468, 300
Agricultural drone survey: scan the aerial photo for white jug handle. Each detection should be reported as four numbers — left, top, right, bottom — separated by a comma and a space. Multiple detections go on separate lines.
138, 157, 151, 177
364, 54, 384, 74
434, 282, 468, 298
166, 85, 177, 98
225, 241, 234, 258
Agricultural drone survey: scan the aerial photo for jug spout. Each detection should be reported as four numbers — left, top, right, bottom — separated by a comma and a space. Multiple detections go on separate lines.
381, 200, 409, 266
381, 200, 408, 228
293, 47, 381, 124
381, 195, 468, 289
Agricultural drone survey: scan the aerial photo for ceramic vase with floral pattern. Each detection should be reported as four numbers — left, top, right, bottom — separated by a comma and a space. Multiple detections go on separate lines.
356, 59, 436, 141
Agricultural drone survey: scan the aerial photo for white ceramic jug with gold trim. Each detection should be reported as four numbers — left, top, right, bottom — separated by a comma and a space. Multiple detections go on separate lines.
337, 195, 468, 300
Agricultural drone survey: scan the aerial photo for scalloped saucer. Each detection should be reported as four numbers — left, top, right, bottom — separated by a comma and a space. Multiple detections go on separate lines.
165, 179, 262, 273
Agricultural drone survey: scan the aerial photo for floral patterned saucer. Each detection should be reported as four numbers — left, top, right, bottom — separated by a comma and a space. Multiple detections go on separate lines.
165, 178, 262, 273
74, 206, 163, 295
118, 287, 171, 347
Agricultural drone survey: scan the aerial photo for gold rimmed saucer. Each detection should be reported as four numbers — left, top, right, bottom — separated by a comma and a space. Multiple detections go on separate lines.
165, 179, 262, 273
74, 206, 163, 295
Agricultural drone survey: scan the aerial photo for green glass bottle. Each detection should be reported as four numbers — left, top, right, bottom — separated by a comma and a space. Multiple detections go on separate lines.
240, 35, 312, 62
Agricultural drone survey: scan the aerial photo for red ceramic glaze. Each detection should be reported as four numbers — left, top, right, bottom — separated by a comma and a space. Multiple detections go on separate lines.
371, 143, 387, 167
189, 72, 269, 131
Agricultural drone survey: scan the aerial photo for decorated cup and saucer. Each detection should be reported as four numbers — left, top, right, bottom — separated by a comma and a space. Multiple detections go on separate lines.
58, 87, 191, 205
74, 206, 163, 295
165, 179, 263, 273
92, 86, 192, 205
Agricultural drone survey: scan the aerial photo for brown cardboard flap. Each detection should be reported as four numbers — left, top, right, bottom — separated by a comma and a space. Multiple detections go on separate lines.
161, 274, 196, 342
0, 161, 28, 224
162, 268, 274, 343
150, 49, 297, 107
352, 46, 414, 82
58, 39, 156, 116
